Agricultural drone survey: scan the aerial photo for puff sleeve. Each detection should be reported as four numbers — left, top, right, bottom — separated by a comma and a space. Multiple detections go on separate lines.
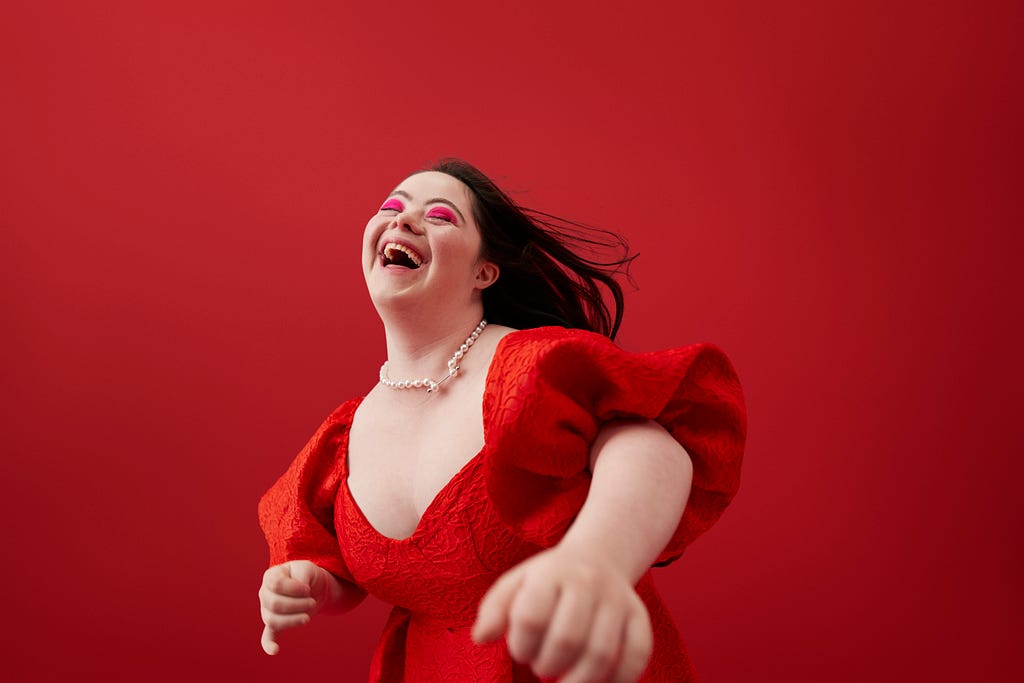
484, 328, 746, 565
258, 400, 357, 584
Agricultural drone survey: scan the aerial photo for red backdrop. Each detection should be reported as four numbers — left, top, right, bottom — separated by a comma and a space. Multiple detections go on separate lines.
2, 1, 1021, 681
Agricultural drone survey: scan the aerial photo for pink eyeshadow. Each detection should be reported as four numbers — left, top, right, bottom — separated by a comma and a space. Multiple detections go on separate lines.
381, 198, 404, 211
427, 207, 456, 222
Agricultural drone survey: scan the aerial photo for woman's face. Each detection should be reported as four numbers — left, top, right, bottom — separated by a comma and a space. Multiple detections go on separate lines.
362, 171, 498, 309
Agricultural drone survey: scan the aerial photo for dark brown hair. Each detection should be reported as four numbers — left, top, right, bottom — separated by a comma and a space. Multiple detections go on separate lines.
426, 158, 636, 339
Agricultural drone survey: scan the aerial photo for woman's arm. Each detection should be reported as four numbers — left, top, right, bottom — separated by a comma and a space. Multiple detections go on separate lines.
568, 418, 692, 582
259, 560, 367, 655
473, 419, 692, 683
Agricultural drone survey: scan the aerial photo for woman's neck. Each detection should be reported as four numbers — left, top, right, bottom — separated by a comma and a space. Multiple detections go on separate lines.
378, 306, 487, 381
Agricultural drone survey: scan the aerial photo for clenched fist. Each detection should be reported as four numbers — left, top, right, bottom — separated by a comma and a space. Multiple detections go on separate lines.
258, 560, 333, 655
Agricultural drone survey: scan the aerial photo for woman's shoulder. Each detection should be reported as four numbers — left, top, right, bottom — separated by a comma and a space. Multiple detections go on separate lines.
484, 326, 624, 421
490, 325, 638, 387
487, 325, 743, 429
493, 325, 614, 363
481, 325, 746, 555
496, 327, 737, 381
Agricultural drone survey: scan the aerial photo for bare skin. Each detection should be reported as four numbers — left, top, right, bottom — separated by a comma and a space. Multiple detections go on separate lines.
346, 323, 511, 540
473, 420, 692, 682
258, 172, 693, 681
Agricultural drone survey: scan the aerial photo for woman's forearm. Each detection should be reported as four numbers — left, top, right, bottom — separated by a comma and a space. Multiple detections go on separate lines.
473, 419, 690, 679
557, 419, 693, 584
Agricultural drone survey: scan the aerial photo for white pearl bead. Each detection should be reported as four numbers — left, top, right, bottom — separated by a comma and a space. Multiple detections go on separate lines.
378, 319, 485, 393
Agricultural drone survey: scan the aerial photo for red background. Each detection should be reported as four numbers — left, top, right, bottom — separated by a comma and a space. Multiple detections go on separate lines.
2, 1, 1021, 681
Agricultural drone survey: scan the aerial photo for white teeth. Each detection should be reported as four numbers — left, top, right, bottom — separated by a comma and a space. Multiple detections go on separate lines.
382, 243, 423, 267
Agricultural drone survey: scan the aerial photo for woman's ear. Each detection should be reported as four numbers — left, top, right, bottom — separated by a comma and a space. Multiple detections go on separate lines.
474, 261, 500, 290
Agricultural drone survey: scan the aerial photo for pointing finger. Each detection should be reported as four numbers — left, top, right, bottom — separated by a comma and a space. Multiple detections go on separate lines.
473, 571, 524, 644
506, 574, 559, 664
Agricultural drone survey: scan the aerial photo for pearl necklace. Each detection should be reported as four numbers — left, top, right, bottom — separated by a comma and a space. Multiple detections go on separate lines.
379, 319, 487, 393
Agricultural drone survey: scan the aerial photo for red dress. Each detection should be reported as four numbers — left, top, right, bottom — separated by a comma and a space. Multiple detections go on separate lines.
259, 327, 746, 682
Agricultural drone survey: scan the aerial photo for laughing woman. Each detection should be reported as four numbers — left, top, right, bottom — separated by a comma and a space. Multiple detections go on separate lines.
258, 159, 746, 682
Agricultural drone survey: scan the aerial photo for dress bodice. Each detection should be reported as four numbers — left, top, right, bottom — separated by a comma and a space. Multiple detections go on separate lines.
259, 326, 747, 682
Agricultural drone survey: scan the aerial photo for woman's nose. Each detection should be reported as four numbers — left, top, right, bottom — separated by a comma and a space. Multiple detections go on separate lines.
393, 210, 424, 234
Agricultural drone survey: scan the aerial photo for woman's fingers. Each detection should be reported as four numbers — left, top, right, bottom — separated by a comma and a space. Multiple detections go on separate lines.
261, 625, 281, 656
505, 571, 560, 664
286, 560, 322, 592
531, 583, 597, 677
473, 570, 522, 644
263, 564, 313, 598
473, 552, 655, 682
259, 587, 318, 615
261, 606, 312, 632
260, 595, 317, 625
258, 561, 321, 655
559, 602, 627, 683
611, 606, 653, 683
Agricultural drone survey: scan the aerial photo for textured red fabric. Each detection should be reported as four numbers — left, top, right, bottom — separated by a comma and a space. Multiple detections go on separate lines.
259, 327, 746, 682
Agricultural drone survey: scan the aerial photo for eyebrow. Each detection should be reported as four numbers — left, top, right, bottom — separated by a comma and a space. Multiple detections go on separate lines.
388, 190, 467, 223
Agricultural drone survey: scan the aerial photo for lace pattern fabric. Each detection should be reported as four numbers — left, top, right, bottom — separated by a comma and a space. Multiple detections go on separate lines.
259, 326, 746, 682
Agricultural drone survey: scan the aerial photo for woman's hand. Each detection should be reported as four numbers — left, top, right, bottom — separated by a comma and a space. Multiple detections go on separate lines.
258, 560, 334, 655
472, 547, 653, 683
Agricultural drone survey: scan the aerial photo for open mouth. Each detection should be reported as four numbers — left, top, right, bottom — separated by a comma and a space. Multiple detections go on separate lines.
381, 242, 423, 269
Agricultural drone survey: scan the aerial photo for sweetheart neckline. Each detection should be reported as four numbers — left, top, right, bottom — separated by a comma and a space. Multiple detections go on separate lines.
338, 331, 516, 543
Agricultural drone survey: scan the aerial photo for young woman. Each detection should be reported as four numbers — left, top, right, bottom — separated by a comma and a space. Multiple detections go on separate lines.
258, 159, 746, 682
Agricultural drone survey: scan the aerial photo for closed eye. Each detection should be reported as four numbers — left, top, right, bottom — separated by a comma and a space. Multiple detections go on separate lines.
426, 208, 456, 223
380, 198, 404, 212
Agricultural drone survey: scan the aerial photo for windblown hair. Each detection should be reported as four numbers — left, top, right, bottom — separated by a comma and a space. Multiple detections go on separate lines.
427, 158, 636, 340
